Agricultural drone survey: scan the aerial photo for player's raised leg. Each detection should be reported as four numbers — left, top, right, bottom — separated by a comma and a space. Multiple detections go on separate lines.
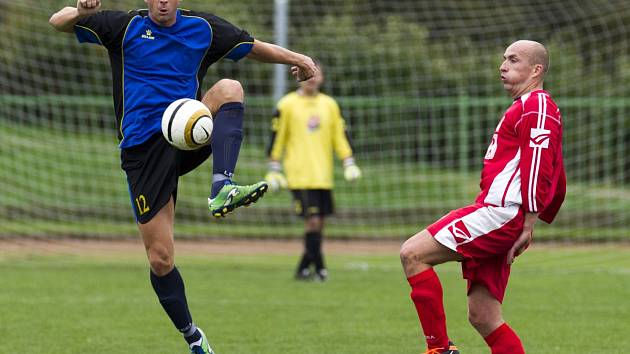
203, 79, 268, 218
139, 197, 214, 354
468, 284, 525, 354
400, 230, 462, 353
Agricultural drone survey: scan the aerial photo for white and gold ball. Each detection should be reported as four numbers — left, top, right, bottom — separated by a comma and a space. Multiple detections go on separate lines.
161, 98, 213, 150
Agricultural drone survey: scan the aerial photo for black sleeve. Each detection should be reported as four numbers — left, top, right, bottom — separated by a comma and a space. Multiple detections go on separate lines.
74, 10, 134, 50
195, 12, 254, 63
336, 102, 356, 151
266, 108, 281, 157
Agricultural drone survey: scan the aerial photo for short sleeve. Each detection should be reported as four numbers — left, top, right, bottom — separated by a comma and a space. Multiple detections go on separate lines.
74, 10, 133, 49
199, 13, 254, 62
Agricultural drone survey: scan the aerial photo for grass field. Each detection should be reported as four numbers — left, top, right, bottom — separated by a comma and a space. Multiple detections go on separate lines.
1, 240, 628, 353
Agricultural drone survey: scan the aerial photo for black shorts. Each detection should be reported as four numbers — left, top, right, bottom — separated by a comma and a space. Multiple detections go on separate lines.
121, 133, 212, 224
291, 189, 334, 217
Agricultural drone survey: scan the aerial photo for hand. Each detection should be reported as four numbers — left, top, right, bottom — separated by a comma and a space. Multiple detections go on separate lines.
290, 55, 317, 82
77, 0, 101, 16
265, 171, 288, 192
507, 228, 533, 265
264, 161, 287, 192
343, 158, 362, 182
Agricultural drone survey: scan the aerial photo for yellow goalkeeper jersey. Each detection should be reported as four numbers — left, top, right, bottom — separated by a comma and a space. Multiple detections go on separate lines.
268, 91, 353, 189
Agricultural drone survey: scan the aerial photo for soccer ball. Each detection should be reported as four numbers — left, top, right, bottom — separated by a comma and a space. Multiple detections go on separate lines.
161, 98, 213, 150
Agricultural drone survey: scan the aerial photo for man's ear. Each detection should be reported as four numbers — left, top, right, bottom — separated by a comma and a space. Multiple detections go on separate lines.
532, 63, 544, 79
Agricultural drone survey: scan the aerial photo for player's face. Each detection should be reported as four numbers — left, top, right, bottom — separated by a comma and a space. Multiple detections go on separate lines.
499, 43, 536, 97
145, 0, 180, 26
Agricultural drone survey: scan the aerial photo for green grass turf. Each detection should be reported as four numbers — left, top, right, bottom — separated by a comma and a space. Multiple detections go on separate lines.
1, 244, 628, 353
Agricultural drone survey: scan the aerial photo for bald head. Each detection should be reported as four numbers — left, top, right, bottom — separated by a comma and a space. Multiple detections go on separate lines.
508, 40, 549, 75
500, 40, 549, 98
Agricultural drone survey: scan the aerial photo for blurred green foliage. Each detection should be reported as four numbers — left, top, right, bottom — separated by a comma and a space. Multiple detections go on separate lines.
1, 0, 629, 96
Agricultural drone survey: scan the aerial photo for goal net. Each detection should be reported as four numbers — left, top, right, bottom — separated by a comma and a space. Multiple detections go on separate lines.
1, 0, 628, 240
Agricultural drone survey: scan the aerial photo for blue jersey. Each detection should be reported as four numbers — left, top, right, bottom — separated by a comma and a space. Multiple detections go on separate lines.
74, 9, 254, 148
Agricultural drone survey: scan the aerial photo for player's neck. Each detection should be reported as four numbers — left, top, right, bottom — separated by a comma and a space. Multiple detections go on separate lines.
512, 81, 543, 99
297, 88, 319, 97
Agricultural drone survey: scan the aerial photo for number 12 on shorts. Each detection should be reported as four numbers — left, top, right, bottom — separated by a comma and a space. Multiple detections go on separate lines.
135, 195, 150, 215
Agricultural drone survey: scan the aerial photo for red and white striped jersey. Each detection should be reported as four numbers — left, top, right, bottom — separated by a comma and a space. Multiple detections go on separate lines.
475, 89, 566, 223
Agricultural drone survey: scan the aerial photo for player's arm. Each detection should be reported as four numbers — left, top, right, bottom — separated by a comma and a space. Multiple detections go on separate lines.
247, 39, 317, 82
264, 107, 288, 191
510, 96, 562, 264
517, 97, 562, 215
49, 0, 101, 33
267, 108, 284, 160
331, 101, 361, 181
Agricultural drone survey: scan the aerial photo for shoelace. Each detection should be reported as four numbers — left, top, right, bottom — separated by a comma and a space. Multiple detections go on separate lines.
423, 348, 445, 354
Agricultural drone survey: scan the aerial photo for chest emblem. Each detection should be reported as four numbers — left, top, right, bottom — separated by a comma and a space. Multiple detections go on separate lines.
141, 29, 155, 40
307, 115, 321, 132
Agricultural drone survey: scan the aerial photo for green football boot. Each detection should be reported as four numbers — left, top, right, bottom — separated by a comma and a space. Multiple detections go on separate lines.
208, 181, 268, 218
189, 328, 215, 354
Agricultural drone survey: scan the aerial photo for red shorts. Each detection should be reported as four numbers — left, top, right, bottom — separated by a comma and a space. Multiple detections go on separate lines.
427, 203, 524, 303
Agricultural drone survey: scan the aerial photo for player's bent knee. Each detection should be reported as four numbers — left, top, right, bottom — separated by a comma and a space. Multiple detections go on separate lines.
468, 307, 503, 335
399, 242, 414, 263
203, 79, 244, 114
148, 248, 174, 276
212, 79, 244, 103
400, 231, 430, 264
467, 308, 486, 329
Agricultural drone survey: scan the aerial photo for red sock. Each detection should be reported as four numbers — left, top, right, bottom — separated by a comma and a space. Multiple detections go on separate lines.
484, 323, 525, 354
407, 268, 449, 349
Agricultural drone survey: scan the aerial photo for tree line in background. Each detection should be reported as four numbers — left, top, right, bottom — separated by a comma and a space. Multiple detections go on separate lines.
1, 0, 628, 96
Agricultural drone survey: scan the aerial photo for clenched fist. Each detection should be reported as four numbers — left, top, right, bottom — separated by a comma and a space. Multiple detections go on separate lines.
77, 0, 101, 16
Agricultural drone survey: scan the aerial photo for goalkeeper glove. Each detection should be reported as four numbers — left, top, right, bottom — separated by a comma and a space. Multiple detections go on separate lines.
343, 157, 362, 182
264, 161, 288, 192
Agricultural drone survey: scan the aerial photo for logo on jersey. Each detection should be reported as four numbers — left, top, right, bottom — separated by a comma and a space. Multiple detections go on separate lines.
448, 220, 473, 245
307, 115, 321, 132
529, 128, 551, 148
485, 133, 498, 159
141, 29, 155, 40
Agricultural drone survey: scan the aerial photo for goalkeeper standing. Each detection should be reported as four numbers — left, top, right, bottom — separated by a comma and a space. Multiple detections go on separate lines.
49, 1, 316, 353
265, 65, 361, 281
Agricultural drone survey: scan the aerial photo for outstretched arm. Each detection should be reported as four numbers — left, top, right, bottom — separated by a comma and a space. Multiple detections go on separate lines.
247, 39, 317, 81
49, 0, 101, 33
